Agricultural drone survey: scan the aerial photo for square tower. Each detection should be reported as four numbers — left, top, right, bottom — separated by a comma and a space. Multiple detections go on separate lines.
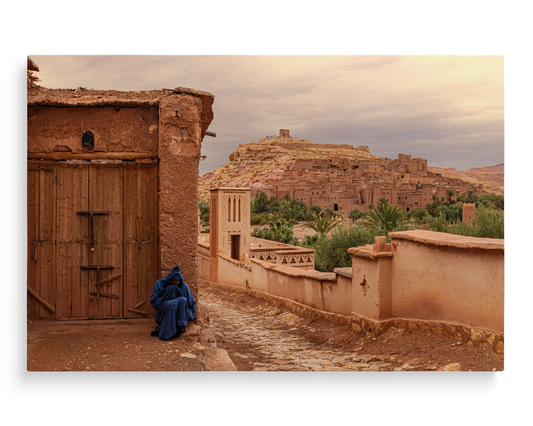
280, 129, 290, 138
209, 187, 251, 281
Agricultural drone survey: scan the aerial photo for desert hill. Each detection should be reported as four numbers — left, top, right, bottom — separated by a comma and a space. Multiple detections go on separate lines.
198, 136, 378, 200
427, 164, 504, 196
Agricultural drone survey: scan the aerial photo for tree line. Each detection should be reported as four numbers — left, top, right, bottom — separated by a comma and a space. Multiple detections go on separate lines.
199, 190, 504, 272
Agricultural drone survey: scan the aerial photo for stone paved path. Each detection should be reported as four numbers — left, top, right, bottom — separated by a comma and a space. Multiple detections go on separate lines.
200, 282, 401, 371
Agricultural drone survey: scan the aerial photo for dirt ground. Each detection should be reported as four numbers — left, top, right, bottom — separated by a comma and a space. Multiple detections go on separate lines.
27, 319, 208, 371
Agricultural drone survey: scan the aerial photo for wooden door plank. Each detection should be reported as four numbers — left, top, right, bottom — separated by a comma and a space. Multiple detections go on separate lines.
124, 164, 158, 318
89, 165, 122, 319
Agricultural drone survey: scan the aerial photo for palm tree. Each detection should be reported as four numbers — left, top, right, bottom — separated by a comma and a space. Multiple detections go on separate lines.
305, 211, 342, 237
364, 203, 407, 234
377, 197, 389, 210
267, 219, 293, 243
463, 190, 477, 204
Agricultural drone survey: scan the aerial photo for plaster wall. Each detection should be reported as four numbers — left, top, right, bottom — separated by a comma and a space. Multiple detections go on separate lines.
390, 236, 504, 332
250, 259, 350, 315
28, 106, 159, 154
218, 254, 252, 288
351, 256, 381, 319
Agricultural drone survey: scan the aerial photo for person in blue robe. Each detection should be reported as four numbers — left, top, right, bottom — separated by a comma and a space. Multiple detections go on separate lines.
150, 265, 196, 341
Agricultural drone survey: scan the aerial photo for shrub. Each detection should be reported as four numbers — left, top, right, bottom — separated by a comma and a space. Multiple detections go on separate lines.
314, 225, 379, 272
349, 208, 366, 221
448, 210, 504, 239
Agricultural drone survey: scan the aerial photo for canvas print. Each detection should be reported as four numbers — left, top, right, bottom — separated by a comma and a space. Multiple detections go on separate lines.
27, 55, 504, 372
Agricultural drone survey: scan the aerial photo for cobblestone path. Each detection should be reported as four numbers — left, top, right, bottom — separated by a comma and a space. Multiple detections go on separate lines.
200, 282, 403, 371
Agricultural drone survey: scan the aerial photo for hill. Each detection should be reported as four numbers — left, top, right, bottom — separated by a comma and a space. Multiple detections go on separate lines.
427, 164, 504, 196
198, 136, 378, 200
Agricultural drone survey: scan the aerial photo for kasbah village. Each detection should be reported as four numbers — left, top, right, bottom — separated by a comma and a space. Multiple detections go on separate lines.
27, 57, 504, 372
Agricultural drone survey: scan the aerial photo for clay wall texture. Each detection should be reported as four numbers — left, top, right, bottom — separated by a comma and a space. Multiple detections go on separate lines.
28, 106, 159, 154
388, 233, 504, 332
351, 231, 504, 332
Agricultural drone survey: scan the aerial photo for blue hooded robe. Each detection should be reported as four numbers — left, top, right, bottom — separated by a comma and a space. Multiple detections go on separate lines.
150, 265, 196, 341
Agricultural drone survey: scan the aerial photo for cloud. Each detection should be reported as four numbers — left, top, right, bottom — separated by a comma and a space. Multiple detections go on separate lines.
30, 55, 504, 173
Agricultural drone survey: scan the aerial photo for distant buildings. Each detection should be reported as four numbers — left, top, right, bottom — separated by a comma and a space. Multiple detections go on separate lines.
252, 153, 484, 214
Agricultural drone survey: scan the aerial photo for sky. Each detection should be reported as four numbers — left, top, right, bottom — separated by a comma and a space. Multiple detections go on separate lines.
30, 55, 504, 175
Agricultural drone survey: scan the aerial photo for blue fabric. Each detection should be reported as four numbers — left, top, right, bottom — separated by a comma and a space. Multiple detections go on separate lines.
150, 265, 196, 341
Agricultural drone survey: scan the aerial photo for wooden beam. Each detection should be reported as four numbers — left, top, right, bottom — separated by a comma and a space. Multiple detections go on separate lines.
27, 152, 158, 161
89, 292, 119, 299
95, 274, 122, 286
127, 308, 148, 316
133, 300, 146, 309
27, 286, 55, 313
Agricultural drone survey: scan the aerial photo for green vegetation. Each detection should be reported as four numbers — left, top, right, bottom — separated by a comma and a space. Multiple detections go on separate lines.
410, 193, 504, 239
311, 225, 380, 272
304, 211, 342, 237
252, 219, 295, 245
364, 201, 408, 234
250, 192, 314, 225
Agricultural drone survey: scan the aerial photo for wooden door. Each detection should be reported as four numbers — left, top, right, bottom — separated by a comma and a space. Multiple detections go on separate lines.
87, 165, 123, 319
27, 167, 56, 319
123, 164, 158, 318
31, 162, 159, 320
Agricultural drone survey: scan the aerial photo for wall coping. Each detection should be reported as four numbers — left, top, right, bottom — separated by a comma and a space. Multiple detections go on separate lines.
218, 253, 252, 270
272, 249, 316, 255
389, 230, 504, 250
348, 245, 394, 259
251, 258, 336, 281
334, 267, 352, 279
198, 241, 210, 249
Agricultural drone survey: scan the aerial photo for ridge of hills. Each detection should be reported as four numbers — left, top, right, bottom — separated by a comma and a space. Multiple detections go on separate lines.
427, 164, 504, 196
198, 136, 504, 200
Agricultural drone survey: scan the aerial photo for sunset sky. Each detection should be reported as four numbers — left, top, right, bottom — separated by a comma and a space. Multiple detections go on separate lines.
31, 55, 504, 175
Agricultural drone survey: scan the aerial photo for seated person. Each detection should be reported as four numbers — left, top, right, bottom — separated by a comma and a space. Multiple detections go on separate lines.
150, 265, 196, 341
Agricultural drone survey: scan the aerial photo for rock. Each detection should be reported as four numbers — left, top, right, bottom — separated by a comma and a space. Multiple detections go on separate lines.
192, 343, 206, 355
470, 328, 482, 342
495, 340, 504, 354
183, 324, 201, 337
180, 352, 197, 359
437, 363, 461, 371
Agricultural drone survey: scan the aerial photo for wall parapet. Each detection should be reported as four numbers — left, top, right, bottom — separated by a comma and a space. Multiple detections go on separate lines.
351, 231, 504, 334
219, 253, 252, 271
251, 258, 336, 281
388, 230, 504, 250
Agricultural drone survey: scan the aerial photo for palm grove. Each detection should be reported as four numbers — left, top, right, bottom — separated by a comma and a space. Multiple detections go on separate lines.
199, 190, 504, 273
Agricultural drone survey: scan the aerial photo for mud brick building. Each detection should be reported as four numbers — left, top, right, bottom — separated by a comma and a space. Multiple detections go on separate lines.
27, 77, 214, 320
254, 144, 482, 215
